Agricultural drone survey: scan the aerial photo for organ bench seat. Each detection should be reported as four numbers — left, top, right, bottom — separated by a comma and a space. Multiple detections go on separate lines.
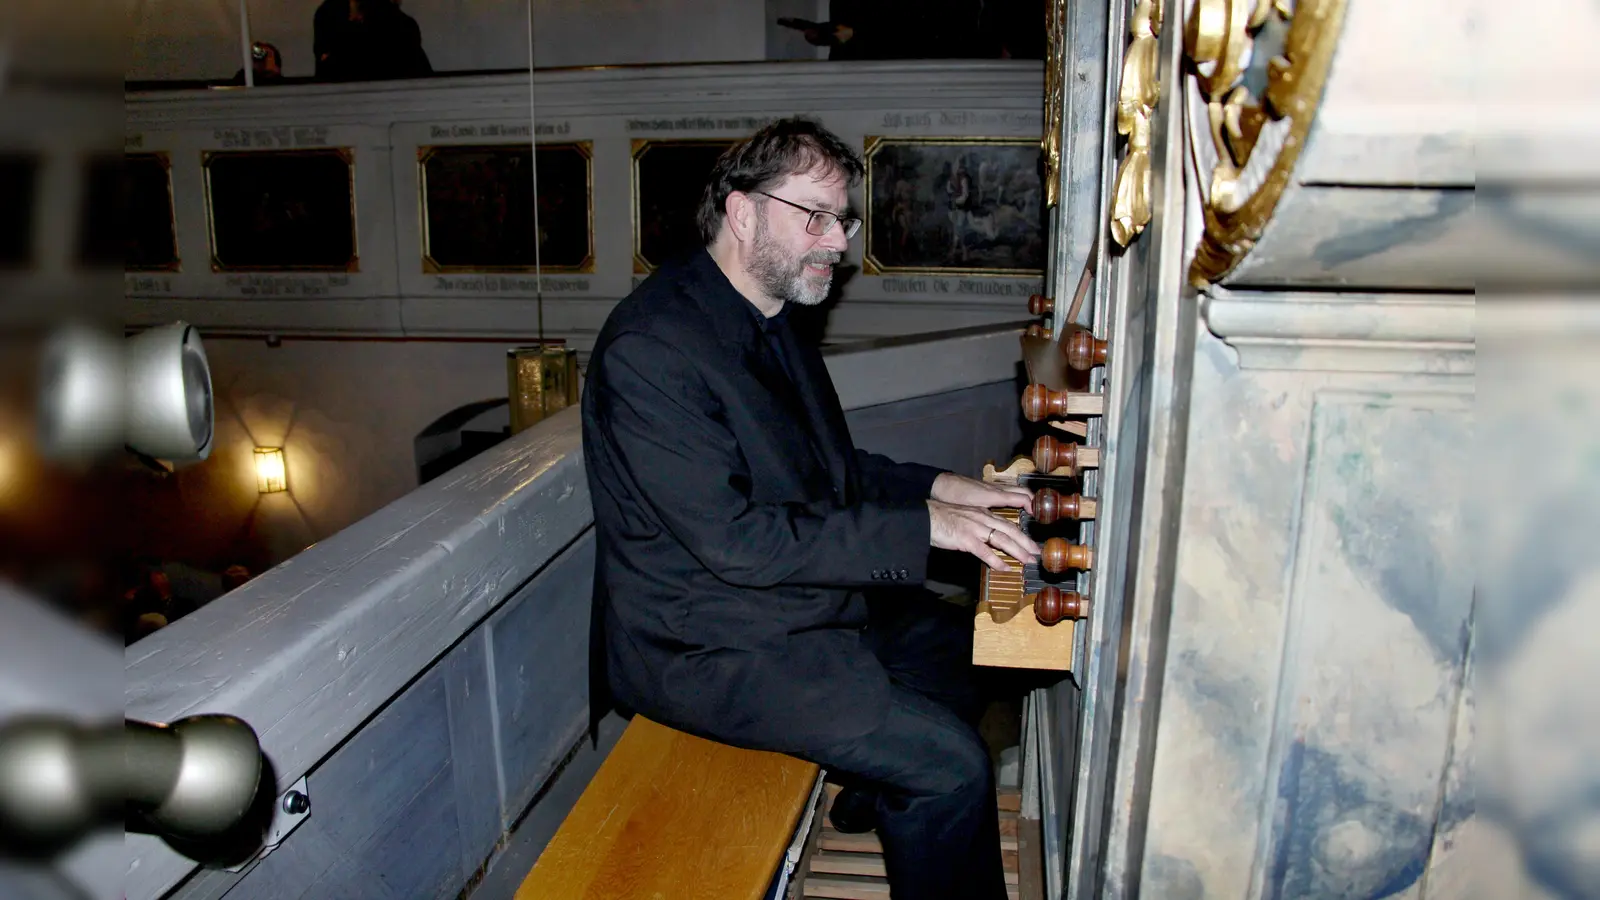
515, 715, 821, 900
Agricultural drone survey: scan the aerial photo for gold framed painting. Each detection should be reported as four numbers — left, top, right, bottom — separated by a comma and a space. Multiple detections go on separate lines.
863, 136, 1046, 277
631, 138, 736, 274
419, 142, 594, 274
203, 148, 358, 272
122, 152, 179, 271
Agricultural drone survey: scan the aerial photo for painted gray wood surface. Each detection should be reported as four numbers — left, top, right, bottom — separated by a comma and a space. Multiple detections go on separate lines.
845, 379, 1025, 478
1291, 0, 1474, 189
125, 411, 592, 900
1133, 330, 1475, 900
823, 324, 1028, 412
211, 536, 597, 900
1474, 303, 1600, 899
1187, 0, 1480, 293
1221, 187, 1477, 292
1200, 289, 1475, 375
488, 537, 596, 824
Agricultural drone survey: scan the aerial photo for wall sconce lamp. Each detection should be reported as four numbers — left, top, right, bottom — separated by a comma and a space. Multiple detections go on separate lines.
254, 446, 287, 494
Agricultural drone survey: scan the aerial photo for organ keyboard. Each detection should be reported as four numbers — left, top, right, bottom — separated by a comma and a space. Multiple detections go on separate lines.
973, 293, 1111, 671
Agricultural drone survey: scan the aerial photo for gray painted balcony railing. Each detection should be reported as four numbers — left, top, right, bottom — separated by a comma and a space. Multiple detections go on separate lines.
122, 324, 1028, 900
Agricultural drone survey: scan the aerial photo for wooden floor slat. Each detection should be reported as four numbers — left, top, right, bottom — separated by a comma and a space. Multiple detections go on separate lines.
810, 851, 886, 878
804, 875, 893, 899
802, 789, 1025, 897
818, 828, 881, 854
818, 827, 1018, 855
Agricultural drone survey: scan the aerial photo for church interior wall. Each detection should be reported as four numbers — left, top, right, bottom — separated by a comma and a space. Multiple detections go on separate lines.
121, 336, 512, 575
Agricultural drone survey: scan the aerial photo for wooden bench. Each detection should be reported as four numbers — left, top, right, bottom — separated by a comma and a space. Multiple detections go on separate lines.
515, 715, 822, 900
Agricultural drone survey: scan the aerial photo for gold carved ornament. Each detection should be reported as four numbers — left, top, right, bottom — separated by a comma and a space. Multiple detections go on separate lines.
1185, 0, 1349, 286
1042, 0, 1066, 208
1109, 0, 1163, 247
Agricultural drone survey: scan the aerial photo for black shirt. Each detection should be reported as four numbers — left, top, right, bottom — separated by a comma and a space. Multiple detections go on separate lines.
746, 300, 801, 387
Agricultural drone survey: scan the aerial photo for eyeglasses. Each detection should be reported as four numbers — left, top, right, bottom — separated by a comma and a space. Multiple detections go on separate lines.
752, 191, 862, 239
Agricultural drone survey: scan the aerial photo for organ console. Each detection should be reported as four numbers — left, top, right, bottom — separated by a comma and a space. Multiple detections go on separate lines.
974, 279, 1112, 670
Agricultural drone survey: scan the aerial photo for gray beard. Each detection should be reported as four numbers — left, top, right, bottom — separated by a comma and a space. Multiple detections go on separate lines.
751, 215, 837, 307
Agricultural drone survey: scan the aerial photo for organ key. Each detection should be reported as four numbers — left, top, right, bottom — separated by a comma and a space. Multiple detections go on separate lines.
973, 507, 1089, 669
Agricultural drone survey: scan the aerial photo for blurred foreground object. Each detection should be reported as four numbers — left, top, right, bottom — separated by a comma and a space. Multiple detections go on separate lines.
35, 322, 214, 465
0, 715, 265, 862
0, 584, 122, 900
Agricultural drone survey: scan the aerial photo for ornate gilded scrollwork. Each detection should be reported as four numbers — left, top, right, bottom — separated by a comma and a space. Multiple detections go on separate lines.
1185, 0, 1349, 286
1109, 0, 1163, 247
1042, 0, 1066, 208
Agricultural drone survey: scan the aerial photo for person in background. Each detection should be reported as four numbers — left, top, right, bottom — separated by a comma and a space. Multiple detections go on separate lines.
230, 42, 285, 85
222, 565, 253, 595
313, 0, 433, 82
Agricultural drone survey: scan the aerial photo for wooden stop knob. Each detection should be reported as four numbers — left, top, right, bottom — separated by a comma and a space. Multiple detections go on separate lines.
1025, 322, 1054, 340
1033, 434, 1078, 475
1028, 294, 1054, 316
1033, 586, 1090, 625
1033, 489, 1088, 524
1064, 329, 1108, 371
1021, 384, 1058, 422
1034, 487, 1061, 524
1041, 537, 1092, 573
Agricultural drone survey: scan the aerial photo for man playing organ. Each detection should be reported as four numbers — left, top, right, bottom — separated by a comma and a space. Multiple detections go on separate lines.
581, 117, 1037, 900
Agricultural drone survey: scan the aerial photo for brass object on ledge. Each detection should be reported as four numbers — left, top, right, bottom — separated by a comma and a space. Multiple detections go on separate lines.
1186, 0, 1349, 286
1109, 0, 1164, 247
507, 343, 580, 434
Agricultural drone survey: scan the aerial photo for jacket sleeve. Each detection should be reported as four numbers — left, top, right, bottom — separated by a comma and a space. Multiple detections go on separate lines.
853, 449, 945, 506
591, 332, 931, 589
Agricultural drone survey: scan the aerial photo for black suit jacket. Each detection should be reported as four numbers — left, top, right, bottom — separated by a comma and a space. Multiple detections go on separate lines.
582, 250, 944, 750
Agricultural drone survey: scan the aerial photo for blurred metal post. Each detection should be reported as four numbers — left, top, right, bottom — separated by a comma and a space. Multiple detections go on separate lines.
237, 0, 255, 87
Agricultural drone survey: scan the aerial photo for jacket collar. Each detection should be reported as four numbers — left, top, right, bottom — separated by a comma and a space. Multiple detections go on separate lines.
681, 248, 782, 352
